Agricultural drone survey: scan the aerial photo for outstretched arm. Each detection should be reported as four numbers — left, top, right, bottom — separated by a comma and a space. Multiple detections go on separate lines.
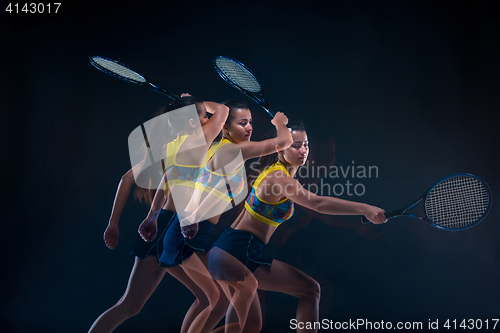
273, 171, 387, 224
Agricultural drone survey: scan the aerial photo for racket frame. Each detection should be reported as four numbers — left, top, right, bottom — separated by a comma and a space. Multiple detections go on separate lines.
89, 56, 180, 100
213, 56, 275, 118
362, 173, 492, 231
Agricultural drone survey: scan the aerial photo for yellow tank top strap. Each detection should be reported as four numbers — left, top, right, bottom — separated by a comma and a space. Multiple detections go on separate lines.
162, 134, 202, 191
164, 134, 189, 169
243, 160, 295, 227
253, 160, 291, 189
197, 138, 245, 202
201, 138, 232, 166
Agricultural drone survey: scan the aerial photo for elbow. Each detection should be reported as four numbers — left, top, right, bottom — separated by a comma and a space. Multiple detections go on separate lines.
315, 202, 326, 214
221, 105, 230, 117
214, 104, 229, 119
311, 197, 327, 214
121, 169, 136, 184
278, 136, 293, 150
212, 107, 229, 128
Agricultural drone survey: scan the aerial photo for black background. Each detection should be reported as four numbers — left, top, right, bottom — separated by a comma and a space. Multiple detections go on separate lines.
1, 1, 499, 332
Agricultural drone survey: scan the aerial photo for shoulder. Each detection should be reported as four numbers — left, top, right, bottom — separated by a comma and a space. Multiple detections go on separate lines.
259, 168, 295, 186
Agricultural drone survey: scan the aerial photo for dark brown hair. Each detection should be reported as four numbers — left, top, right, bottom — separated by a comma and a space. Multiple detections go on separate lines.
221, 100, 250, 125
247, 121, 306, 187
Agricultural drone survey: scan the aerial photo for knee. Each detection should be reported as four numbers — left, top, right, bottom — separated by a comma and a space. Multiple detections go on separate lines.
195, 286, 220, 309
193, 293, 209, 309
236, 281, 258, 299
301, 278, 321, 302
238, 274, 259, 294
206, 286, 220, 308
310, 279, 321, 301
114, 299, 145, 318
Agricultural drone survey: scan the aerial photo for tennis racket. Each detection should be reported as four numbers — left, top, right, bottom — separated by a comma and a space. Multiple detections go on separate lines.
362, 173, 492, 231
213, 56, 275, 118
89, 55, 180, 100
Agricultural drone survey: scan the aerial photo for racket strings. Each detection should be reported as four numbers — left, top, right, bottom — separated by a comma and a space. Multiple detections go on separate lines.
215, 58, 261, 93
92, 57, 146, 83
425, 175, 489, 229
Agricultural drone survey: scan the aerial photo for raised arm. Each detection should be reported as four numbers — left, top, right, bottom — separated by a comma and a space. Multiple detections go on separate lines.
202, 101, 229, 143
238, 112, 293, 160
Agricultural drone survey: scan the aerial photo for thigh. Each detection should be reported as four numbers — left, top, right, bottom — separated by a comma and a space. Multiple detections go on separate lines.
181, 252, 212, 282
209, 246, 256, 282
166, 260, 206, 297
122, 256, 168, 303
253, 259, 317, 298
180, 252, 220, 299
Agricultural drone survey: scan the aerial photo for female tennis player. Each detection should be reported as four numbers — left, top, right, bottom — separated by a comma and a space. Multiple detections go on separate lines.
89, 97, 292, 333
138, 100, 292, 333
208, 123, 387, 333
88, 95, 228, 333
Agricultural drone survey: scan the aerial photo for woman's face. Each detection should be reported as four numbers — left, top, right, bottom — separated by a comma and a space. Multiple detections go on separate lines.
224, 108, 253, 143
283, 130, 309, 166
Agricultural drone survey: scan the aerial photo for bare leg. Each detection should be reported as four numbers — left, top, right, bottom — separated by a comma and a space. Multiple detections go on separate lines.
210, 288, 261, 333
241, 293, 262, 333
200, 281, 230, 333
88, 254, 218, 333
214, 280, 258, 333
178, 251, 231, 333
166, 259, 211, 333
88, 256, 168, 333
253, 260, 321, 333
180, 252, 221, 333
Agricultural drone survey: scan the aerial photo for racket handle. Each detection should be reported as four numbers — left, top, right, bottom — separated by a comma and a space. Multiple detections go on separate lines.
265, 109, 275, 118
258, 102, 275, 118
361, 211, 398, 224
153, 86, 181, 100
361, 216, 370, 224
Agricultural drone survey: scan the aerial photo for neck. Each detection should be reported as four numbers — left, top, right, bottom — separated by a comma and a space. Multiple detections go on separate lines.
222, 133, 237, 144
277, 158, 298, 177
178, 128, 196, 136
